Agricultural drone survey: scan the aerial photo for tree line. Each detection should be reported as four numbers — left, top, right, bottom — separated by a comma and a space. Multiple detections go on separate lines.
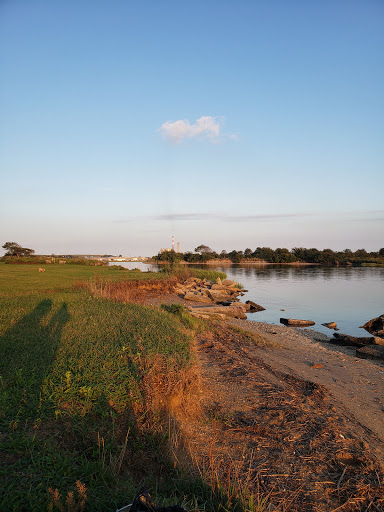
154, 244, 384, 265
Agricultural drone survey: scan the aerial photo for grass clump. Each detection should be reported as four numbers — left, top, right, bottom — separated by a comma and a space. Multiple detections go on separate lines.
160, 303, 206, 332
188, 268, 227, 282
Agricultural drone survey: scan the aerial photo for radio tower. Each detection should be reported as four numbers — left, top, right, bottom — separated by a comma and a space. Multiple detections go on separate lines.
172, 235, 175, 251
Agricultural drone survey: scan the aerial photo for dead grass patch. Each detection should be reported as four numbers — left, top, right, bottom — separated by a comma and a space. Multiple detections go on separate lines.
76, 277, 179, 304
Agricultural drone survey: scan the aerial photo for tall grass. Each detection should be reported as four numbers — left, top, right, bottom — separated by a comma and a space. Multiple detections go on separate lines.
189, 268, 227, 282
86, 276, 178, 304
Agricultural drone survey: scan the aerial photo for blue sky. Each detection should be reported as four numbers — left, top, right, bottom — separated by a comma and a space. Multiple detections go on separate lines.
1, 0, 383, 256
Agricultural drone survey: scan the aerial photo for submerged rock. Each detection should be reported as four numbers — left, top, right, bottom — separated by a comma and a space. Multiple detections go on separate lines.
322, 322, 337, 330
245, 300, 265, 312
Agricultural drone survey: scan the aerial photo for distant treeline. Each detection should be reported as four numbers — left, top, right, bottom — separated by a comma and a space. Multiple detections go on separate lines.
154, 245, 384, 266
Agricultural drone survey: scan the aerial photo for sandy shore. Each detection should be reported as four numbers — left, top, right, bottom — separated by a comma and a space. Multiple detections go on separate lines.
230, 317, 384, 451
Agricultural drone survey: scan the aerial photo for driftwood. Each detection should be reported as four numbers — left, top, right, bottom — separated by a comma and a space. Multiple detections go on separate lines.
280, 318, 315, 327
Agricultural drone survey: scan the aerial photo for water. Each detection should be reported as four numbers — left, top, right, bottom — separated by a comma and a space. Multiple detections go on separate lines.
109, 262, 384, 337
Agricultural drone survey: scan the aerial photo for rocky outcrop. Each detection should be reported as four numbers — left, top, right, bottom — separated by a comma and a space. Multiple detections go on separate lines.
360, 314, 384, 338
177, 276, 264, 320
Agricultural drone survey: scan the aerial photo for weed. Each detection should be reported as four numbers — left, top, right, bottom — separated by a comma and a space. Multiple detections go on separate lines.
47, 481, 87, 512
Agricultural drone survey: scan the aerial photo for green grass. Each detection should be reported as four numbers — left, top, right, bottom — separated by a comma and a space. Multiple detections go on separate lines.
188, 268, 227, 282
0, 262, 160, 297
0, 264, 200, 511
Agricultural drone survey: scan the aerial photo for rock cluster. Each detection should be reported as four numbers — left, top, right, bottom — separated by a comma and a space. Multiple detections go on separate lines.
175, 276, 264, 320
328, 315, 384, 361
360, 313, 384, 338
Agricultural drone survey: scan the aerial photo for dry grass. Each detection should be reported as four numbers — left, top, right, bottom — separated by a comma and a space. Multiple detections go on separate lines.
77, 276, 179, 304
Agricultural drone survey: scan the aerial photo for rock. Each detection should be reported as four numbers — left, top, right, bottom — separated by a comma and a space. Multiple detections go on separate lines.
222, 279, 236, 287
356, 345, 384, 361
310, 364, 324, 369
211, 284, 234, 290
184, 291, 212, 303
280, 318, 315, 327
360, 314, 384, 336
331, 333, 377, 347
216, 277, 222, 285
217, 300, 236, 306
189, 304, 247, 319
207, 289, 234, 302
322, 322, 337, 329
245, 300, 265, 312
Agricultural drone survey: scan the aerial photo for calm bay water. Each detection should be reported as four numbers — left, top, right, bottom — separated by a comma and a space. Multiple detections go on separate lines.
110, 262, 384, 337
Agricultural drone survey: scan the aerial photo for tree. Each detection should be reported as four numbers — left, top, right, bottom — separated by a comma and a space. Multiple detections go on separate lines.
2, 242, 35, 257
194, 244, 213, 254
244, 248, 252, 259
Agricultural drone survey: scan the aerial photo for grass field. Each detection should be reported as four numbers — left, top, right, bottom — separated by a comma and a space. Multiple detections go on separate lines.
0, 263, 213, 511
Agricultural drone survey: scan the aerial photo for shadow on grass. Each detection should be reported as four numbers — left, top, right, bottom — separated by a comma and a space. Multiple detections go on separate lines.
0, 299, 70, 422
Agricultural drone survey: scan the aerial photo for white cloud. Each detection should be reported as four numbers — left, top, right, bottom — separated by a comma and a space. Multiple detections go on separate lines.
159, 116, 222, 144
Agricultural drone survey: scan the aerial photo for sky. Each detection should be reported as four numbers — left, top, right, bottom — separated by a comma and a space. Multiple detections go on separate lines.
1, 0, 383, 256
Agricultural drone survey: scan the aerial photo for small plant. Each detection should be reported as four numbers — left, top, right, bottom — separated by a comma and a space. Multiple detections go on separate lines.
47, 481, 87, 512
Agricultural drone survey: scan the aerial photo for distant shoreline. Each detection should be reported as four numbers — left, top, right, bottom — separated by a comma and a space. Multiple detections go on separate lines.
148, 259, 319, 266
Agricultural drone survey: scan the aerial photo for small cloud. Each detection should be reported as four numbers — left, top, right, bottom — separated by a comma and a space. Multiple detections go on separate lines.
159, 116, 222, 144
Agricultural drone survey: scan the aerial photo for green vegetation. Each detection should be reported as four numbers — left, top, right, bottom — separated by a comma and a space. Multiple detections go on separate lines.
0, 264, 205, 511
153, 245, 384, 266
158, 262, 226, 283
189, 268, 227, 282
